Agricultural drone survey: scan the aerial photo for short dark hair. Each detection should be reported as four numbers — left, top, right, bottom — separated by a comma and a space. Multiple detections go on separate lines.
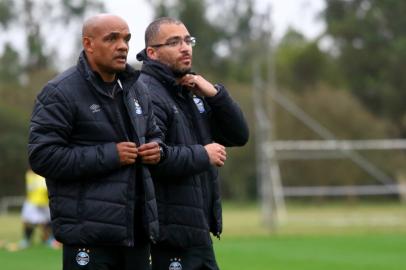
145, 17, 183, 47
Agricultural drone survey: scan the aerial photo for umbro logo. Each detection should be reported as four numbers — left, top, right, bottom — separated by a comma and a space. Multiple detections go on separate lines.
89, 104, 101, 113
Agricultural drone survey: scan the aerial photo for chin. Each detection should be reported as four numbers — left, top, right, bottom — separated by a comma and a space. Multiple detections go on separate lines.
173, 66, 192, 77
114, 65, 127, 72
173, 69, 191, 78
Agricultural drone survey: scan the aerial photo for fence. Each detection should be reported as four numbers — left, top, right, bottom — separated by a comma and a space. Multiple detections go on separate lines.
0, 196, 24, 215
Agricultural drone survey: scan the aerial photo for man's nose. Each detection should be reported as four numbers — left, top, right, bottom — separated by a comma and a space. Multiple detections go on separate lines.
118, 39, 129, 51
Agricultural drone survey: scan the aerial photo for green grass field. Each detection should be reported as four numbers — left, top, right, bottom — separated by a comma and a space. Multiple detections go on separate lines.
1, 202, 406, 270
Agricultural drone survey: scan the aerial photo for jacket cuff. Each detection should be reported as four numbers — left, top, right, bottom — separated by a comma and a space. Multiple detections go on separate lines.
205, 84, 228, 105
103, 142, 121, 170
195, 144, 211, 168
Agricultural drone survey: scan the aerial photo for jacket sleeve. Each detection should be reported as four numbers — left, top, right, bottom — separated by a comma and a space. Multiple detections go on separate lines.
28, 84, 120, 180
144, 91, 164, 145
205, 84, 249, 147
149, 95, 211, 177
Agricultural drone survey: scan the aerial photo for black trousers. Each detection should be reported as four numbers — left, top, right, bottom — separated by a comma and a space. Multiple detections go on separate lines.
151, 244, 219, 270
63, 243, 150, 270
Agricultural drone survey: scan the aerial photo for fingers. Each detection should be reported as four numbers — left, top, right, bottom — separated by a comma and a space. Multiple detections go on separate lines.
218, 146, 227, 163
139, 142, 161, 165
116, 142, 138, 166
179, 74, 197, 88
138, 142, 159, 152
141, 153, 161, 165
180, 74, 218, 97
204, 143, 227, 167
215, 145, 227, 167
117, 142, 162, 166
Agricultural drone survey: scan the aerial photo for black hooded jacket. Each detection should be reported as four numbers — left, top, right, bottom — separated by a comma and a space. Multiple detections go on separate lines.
28, 51, 161, 246
137, 50, 249, 248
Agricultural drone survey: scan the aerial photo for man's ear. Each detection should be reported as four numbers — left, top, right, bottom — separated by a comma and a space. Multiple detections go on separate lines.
83, 37, 93, 53
146, 47, 157, 60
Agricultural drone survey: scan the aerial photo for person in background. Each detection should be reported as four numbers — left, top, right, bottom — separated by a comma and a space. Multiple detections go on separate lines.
21, 169, 59, 247
28, 14, 164, 270
137, 17, 249, 270
6, 169, 59, 251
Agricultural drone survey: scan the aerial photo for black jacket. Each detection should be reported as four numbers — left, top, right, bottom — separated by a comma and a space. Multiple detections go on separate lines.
137, 50, 249, 248
28, 51, 161, 246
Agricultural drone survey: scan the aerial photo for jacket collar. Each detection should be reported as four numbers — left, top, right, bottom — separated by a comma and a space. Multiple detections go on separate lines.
77, 51, 139, 97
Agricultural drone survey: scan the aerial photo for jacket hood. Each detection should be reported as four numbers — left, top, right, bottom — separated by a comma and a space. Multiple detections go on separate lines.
136, 49, 179, 89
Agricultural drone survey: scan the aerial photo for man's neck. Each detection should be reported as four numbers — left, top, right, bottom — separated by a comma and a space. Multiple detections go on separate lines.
93, 69, 116, 82
100, 73, 116, 83
86, 55, 117, 82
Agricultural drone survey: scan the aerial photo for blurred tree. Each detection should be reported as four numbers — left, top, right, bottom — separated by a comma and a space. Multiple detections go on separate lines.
275, 85, 401, 199
23, 0, 48, 70
0, 0, 104, 196
275, 28, 344, 92
0, 43, 22, 84
0, 68, 56, 197
0, 0, 14, 27
0, 102, 29, 197
323, 0, 406, 136
0, 0, 104, 71
207, 0, 273, 82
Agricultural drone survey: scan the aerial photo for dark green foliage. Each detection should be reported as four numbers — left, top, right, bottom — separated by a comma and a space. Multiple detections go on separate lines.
323, 0, 406, 136
274, 85, 404, 195
0, 0, 14, 27
0, 0, 104, 196
0, 69, 56, 196
275, 29, 346, 92
0, 103, 28, 196
0, 44, 22, 84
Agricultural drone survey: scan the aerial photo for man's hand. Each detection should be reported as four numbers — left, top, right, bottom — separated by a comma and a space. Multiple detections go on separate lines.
204, 143, 227, 167
116, 142, 138, 166
138, 142, 161, 165
179, 74, 218, 97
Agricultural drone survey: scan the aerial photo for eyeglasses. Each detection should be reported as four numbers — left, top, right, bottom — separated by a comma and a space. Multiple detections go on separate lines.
150, 36, 196, 48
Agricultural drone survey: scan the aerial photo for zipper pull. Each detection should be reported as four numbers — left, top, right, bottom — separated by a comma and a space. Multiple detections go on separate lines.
117, 78, 123, 89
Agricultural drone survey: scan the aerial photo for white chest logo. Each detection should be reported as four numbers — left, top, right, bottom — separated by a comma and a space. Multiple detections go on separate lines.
169, 258, 182, 270
89, 104, 101, 113
193, 96, 205, 113
76, 250, 90, 266
172, 105, 179, 114
134, 99, 143, 114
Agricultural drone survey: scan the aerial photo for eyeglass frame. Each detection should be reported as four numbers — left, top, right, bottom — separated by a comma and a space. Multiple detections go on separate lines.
149, 36, 196, 48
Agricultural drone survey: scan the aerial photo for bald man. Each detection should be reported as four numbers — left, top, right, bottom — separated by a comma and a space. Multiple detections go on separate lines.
28, 14, 165, 270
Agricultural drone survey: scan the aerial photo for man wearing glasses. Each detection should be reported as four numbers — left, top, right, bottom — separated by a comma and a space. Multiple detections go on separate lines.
137, 17, 249, 270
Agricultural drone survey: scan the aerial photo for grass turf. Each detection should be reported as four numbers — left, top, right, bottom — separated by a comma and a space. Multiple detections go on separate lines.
1, 202, 405, 270
215, 234, 406, 270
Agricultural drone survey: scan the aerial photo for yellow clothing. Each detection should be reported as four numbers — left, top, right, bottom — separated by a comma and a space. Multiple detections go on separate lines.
26, 170, 48, 207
